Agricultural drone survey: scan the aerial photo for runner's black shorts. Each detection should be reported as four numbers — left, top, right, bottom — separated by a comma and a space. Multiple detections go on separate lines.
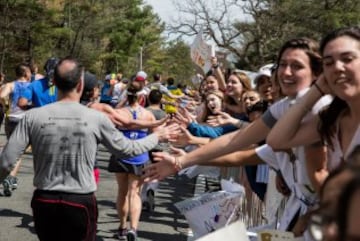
108, 155, 148, 176
31, 189, 98, 241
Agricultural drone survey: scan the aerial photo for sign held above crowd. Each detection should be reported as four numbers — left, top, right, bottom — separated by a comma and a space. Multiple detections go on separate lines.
190, 30, 214, 73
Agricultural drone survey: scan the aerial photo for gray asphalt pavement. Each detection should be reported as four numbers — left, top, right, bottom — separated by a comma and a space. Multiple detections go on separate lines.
0, 131, 196, 241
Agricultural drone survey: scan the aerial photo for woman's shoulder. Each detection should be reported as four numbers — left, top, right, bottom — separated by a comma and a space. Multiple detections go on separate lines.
140, 107, 156, 120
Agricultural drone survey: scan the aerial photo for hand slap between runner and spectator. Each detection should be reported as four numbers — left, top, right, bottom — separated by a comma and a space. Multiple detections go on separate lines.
142, 146, 186, 182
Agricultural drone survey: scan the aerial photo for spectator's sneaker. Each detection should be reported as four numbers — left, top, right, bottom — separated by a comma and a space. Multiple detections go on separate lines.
127, 229, 138, 241
117, 228, 128, 241
2, 178, 12, 197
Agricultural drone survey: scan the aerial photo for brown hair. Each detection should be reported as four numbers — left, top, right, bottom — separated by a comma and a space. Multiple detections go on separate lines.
231, 71, 252, 92
276, 37, 322, 77
127, 81, 143, 105
225, 71, 253, 106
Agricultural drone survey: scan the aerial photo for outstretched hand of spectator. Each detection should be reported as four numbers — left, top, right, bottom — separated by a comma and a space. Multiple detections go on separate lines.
206, 111, 238, 127
153, 122, 181, 142
169, 145, 187, 157
172, 108, 194, 128
149, 115, 170, 128
142, 151, 178, 182
170, 126, 196, 148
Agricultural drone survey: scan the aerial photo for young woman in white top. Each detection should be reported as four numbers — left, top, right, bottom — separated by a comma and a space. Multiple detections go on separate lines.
267, 26, 360, 175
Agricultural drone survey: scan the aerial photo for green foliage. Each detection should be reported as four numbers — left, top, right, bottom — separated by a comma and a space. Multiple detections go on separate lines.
161, 40, 196, 86
0, 0, 194, 82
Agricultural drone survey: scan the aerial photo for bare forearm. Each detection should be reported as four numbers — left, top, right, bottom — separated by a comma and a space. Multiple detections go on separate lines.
305, 144, 328, 193
189, 136, 210, 145
199, 149, 263, 167
127, 119, 162, 129
180, 120, 269, 168
213, 67, 226, 91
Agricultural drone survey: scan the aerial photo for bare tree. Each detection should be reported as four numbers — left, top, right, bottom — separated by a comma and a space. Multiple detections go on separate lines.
167, 0, 277, 69
167, 0, 360, 69
168, 0, 247, 57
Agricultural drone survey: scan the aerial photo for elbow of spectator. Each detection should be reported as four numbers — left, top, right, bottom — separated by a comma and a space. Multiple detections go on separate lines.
266, 134, 284, 151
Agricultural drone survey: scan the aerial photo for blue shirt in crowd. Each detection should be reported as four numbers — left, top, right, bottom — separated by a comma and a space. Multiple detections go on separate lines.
21, 77, 57, 107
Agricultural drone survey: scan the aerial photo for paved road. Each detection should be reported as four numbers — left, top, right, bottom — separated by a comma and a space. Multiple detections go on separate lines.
0, 131, 196, 241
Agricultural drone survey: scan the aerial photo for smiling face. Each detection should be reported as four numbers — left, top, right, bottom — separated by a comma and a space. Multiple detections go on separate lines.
277, 48, 315, 97
226, 74, 244, 98
323, 36, 360, 102
206, 93, 223, 114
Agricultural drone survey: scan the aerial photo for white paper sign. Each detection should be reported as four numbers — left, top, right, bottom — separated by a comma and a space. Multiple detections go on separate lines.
196, 221, 250, 241
175, 191, 244, 239
221, 178, 245, 194
190, 30, 213, 73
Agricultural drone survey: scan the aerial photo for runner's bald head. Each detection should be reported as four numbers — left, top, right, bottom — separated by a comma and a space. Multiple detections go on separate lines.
54, 57, 83, 92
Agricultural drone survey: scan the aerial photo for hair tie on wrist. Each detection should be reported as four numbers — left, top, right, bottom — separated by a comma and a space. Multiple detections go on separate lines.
313, 82, 325, 96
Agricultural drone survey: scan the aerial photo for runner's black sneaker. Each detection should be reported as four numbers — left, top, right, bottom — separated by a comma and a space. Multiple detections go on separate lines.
146, 189, 155, 212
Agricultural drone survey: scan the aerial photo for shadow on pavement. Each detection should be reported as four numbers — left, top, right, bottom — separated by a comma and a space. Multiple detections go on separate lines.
0, 208, 36, 234
138, 230, 187, 241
